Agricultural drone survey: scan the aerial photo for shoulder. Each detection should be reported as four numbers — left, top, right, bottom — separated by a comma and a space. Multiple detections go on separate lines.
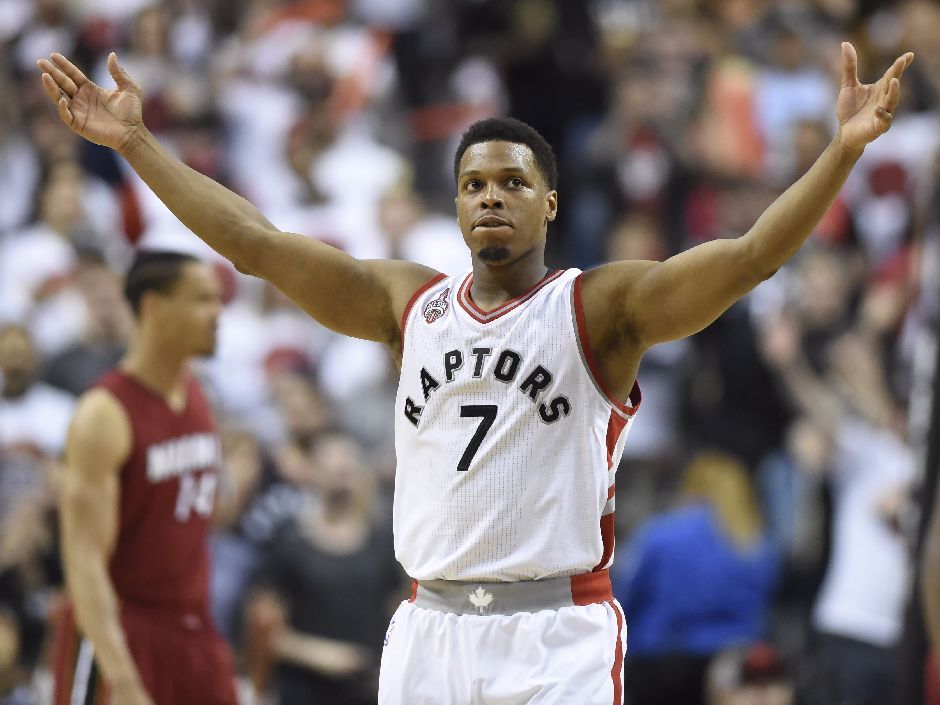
577, 260, 658, 340
67, 388, 132, 472
579, 260, 658, 311
365, 260, 443, 311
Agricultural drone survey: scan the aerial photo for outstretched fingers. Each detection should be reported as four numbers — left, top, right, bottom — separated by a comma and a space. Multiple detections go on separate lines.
107, 52, 140, 93
37, 58, 78, 97
56, 96, 74, 126
49, 53, 90, 88
882, 77, 901, 114
883, 51, 914, 84
841, 42, 859, 88
39, 71, 65, 104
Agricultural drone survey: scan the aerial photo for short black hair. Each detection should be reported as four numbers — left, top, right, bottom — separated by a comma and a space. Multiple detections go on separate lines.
454, 117, 558, 190
124, 250, 200, 316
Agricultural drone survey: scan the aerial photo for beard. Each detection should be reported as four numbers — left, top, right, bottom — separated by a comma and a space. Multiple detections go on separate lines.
478, 246, 511, 262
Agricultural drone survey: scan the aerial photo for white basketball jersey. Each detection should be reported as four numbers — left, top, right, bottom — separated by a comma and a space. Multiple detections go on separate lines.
393, 268, 641, 582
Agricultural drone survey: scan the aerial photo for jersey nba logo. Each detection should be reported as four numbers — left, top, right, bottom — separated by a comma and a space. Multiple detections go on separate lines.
423, 288, 450, 324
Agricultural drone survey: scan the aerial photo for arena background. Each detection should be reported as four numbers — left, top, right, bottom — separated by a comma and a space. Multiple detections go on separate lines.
1, 0, 939, 703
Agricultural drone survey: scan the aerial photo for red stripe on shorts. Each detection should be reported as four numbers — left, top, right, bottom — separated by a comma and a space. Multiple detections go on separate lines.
608, 600, 624, 705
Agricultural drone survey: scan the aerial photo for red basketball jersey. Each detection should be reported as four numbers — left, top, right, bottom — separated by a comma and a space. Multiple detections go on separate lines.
97, 369, 220, 613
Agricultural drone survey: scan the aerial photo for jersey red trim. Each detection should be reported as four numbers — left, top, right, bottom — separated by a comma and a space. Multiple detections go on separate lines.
606, 410, 630, 470
400, 273, 448, 343
593, 513, 616, 572
457, 269, 565, 323
572, 274, 641, 416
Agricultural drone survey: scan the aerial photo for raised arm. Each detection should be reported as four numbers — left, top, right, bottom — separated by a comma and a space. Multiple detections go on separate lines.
37, 52, 437, 350
580, 43, 913, 397
60, 389, 153, 705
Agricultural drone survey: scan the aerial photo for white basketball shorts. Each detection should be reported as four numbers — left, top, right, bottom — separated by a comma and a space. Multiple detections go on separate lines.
378, 570, 626, 705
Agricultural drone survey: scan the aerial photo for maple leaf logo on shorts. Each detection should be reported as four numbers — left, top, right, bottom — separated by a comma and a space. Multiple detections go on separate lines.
468, 587, 494, 614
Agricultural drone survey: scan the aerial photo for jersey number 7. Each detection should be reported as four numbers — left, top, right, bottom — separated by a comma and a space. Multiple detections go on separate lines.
457, 405, 497, 472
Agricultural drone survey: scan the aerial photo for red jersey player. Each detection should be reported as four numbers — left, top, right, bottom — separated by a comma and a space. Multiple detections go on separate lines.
51, 251, 238, 705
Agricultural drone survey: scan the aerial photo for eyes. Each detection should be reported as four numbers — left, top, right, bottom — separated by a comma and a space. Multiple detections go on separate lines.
463, 176, 527, 191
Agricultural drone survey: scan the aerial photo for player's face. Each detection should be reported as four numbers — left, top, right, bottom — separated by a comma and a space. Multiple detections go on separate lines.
455, 141, 557, 266
160, 263, 223, 357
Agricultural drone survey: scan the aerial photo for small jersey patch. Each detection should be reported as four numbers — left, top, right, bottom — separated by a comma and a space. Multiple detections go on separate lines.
423, 288, 450, 323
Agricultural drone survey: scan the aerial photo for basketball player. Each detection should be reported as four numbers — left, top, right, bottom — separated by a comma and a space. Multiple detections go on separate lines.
51, 251, 238, 705
39, 43, 912, 704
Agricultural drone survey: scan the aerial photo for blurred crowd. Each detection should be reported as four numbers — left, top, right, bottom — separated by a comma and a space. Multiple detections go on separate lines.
1, 0, 939, 703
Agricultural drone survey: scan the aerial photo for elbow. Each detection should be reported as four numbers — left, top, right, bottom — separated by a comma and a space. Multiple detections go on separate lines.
230, 225, 278, 277
737, 238, 781, 287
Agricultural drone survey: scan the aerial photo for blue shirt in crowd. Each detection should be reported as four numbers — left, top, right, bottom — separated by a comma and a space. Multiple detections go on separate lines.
613, 504, 778, 657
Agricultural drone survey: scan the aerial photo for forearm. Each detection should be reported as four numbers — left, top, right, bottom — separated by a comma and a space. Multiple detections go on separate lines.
741, 132, 862, 278
272, 628, 365, 674
773, 356, 843, 434
119, 128, 275, 273
66, 556, 142, 688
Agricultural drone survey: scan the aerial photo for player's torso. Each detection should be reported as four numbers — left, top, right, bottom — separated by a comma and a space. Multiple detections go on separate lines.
97, 369, 219, 611
394, 269, 639, 582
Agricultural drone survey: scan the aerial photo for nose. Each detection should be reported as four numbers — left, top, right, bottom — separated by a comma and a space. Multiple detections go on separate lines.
481, 184, 504, 210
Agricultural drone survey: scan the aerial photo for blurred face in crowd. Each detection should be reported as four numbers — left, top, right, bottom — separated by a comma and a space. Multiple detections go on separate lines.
798, 249, 852, 328
133, 5, 168, 57
310, 434, 372, 513
0, 327, 37, 399
606, 215, 668, 262
455, 141, 557, 266
271, 373, 332, 445
39, 172, 84, 235
141, 262, 222, 357
80, 265, 132, 343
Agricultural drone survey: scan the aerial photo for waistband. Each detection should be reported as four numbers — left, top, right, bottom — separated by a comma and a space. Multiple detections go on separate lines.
408, 569, 613, 616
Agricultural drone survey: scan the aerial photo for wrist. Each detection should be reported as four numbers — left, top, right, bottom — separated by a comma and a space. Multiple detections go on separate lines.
835, 127, 865, 160
116, 124, 149, 159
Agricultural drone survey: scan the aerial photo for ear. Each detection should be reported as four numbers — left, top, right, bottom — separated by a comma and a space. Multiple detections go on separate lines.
545, 190, 558, 222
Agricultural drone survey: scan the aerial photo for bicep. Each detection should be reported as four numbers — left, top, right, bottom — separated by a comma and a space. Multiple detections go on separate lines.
244, 228, 439, 345
623, 238, 764, 347
60, 392, 129, 564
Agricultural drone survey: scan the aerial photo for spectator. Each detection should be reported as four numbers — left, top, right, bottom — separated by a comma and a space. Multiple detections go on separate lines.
246, 430, 402, 705
0, 325, 74, 459
42, 260, 131, 395
616, 452, 778, 705
761, 322, 914, 705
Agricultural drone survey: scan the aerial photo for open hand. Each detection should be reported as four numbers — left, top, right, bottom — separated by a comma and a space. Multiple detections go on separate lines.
37, 52, 144, 154
837, 42, 914, 153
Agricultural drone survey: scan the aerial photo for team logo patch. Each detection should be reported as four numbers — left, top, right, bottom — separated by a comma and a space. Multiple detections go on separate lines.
423, 288, 450, 324
468, 586, 494, 614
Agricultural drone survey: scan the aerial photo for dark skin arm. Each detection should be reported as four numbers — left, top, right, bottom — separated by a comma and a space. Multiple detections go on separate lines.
580, 43, 913, 399
61, 389, 154, 705
37, 52, 436, 363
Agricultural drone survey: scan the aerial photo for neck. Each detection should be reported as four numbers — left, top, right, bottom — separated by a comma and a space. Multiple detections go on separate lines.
121, 327, 190, 399
470, 248, 549, 310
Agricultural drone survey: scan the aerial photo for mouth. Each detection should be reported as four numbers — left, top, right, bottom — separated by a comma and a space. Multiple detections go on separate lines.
474, 215, 512, 229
